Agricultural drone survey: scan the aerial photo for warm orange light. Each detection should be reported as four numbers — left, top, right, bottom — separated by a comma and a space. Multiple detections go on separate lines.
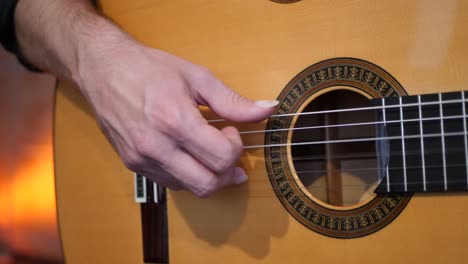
0, 144, 56, 226
0, 177, 12, 230
9, 142, 56, 225
0, 137, 62, 260
0, 48, 62, 261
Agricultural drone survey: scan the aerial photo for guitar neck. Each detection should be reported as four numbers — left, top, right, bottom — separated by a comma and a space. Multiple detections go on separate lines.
375, 91, 468, 193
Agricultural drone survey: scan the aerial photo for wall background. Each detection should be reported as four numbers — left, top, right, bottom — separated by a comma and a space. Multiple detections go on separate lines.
0, 48, 62, 263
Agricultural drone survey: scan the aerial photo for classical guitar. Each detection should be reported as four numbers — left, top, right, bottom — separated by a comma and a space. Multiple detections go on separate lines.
54, 0, 468, 263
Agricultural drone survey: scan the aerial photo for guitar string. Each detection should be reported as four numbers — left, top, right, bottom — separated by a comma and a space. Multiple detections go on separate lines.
238, 114, 467, 136
246, 145, 466, 163
144, 134, 468, 193
261, 178, 468, 192
228, 143, 467, 190
243, 131, 467, 179
258, 96, 467, 191
241, 131, 467, 149
251, 162, 466, 177
208, 97, 468, 123
240, 147, 467, 191
246, 161, 467, 176
205, 180, 468, 195
168, 96, 468, 194
160, 176, 468, 197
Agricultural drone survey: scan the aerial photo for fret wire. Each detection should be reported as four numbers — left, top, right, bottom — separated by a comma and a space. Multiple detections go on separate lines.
439, 93, 448, 191
399, 97, 408, 191
382, 99, 390, 192
463, 91, 468, 190
418, 95, 427, 191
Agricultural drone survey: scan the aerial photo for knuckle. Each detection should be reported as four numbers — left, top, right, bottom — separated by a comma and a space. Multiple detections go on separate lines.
228, 89, 245, 106
179, 118, 205, 143
211, 142, 240, 173
193, 66, 214, 82
134, 135, 153, 158
157, 112, 185, 138
162, 114, 204, 145
132, 134, 170, 168
230, 138, 243, 157
122, 152, 143, 171
194, 179, 218, 198
212, 155, 233, 173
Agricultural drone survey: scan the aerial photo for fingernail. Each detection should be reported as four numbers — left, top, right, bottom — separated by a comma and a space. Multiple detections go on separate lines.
235, 173, 248, 184
255, 100, 279, 108
234, 167, 248, 184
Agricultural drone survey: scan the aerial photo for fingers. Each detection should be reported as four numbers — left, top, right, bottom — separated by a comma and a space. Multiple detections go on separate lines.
192, 69, 278, 122
155, 94, 245, 177
177, 122, 244, 175
139, 158, 184, 191
133, 124, 246, 197
133, 94, 249, 197
89, 49, 263, 198
163, 149, 247, 198
144, 154, 246, 197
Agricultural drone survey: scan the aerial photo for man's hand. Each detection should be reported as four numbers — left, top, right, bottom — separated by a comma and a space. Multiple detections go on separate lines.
14, 0, 277, 197
77, 39, 277, 197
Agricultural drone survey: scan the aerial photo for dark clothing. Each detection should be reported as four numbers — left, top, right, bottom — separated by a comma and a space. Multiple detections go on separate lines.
0, 0, 19, 54
0, 0, 41, 72
1, 0, 99, 72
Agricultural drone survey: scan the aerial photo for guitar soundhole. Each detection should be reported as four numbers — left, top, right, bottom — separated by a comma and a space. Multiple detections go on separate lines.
291, 90, 380, 207
265, 57, 411, 238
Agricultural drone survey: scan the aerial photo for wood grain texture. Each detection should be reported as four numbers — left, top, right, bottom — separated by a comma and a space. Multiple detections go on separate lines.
55, 0, 468, 263
55, 83, 144, 263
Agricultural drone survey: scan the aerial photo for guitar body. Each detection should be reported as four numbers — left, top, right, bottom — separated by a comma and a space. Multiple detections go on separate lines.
54, 0, 468, 263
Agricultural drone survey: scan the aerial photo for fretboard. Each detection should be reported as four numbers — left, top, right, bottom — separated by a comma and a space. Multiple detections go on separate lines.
374, 91, 468, 193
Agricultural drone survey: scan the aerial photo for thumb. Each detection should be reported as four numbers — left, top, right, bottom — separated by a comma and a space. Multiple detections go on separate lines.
196, 79, 278, 122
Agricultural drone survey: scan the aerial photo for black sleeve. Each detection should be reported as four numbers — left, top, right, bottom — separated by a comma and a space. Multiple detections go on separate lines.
0, 0, 42, 72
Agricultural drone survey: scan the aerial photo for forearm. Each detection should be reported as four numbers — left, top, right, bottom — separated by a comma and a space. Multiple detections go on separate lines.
14, 0, 132, 83
13, 0, 278, 197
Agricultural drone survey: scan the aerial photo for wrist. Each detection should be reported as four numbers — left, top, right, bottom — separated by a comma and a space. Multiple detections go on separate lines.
72, 17, 139, 92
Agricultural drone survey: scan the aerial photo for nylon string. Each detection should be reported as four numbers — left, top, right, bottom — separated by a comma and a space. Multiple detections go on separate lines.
208, 97, 468, 123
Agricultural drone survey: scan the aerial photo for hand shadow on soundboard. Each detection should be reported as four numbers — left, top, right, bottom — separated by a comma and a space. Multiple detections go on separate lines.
170, 116, 289, 260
